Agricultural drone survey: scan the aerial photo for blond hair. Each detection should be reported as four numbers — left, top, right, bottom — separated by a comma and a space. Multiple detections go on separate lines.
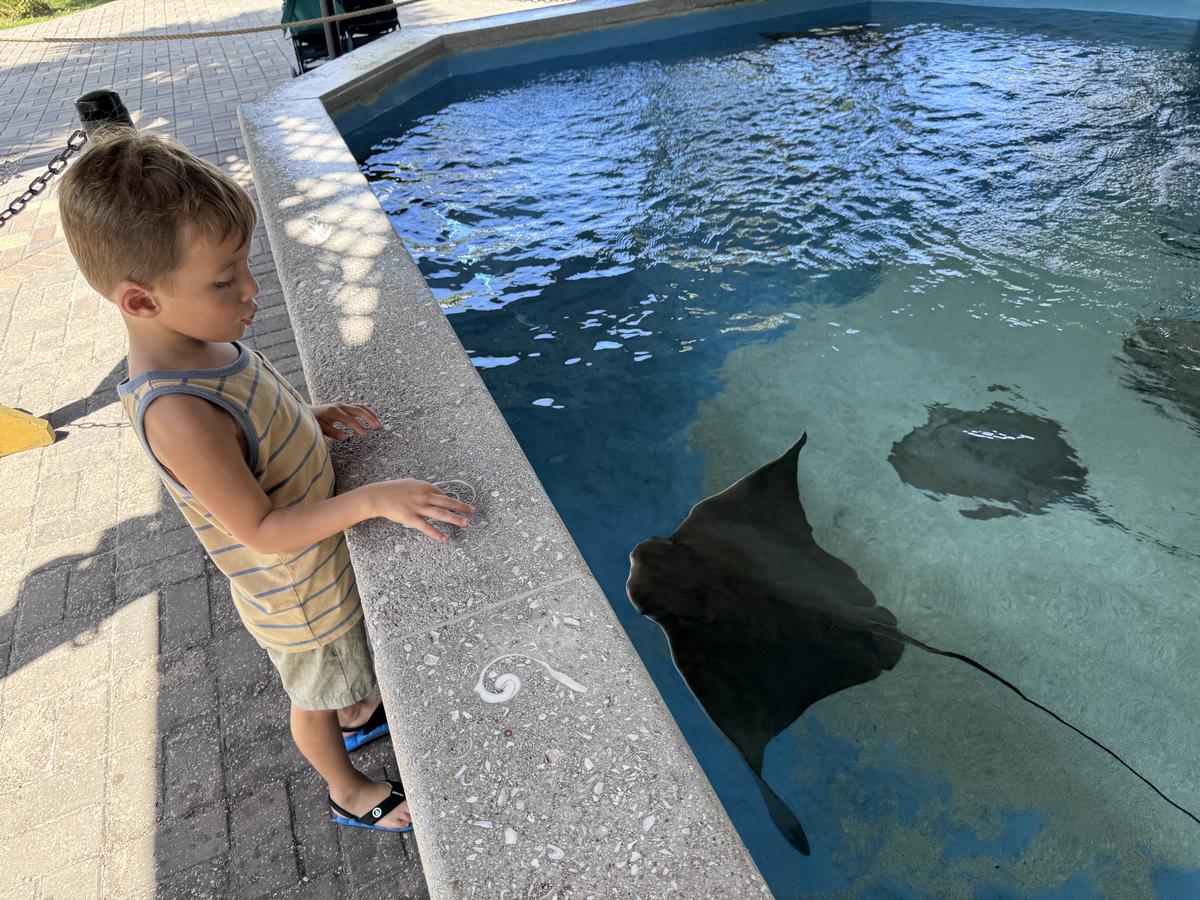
58, 128, 257, 296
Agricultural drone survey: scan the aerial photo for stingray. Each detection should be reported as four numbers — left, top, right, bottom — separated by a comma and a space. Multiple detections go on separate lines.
1119, 316, 1200, 437
626, 434, 1197, 855
888, 400, 1198, 556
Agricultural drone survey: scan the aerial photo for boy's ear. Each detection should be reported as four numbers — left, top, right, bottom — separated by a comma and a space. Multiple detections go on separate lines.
111, 280, 161, 319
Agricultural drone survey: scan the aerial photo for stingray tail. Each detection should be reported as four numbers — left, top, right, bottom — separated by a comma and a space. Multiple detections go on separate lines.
751, 767, 812, 855
871, 623, 1200, 828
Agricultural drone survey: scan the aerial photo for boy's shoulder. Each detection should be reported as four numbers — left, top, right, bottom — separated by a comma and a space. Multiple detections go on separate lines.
143, 391, 250, 462
140, 382, 250, 473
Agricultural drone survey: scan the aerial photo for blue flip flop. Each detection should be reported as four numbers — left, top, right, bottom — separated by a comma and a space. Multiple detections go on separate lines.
341, 701, 389, 752
329, 779, 413, 833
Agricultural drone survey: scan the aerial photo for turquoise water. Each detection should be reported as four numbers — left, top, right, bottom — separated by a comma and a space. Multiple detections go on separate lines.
346, 2, 1200, 895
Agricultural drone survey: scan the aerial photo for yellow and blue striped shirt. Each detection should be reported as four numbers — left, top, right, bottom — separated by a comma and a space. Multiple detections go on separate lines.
117, 340, 362, 652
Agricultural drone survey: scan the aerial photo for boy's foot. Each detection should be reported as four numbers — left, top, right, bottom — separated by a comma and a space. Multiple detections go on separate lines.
338, 694, 390, 752
329, 779, 412, 832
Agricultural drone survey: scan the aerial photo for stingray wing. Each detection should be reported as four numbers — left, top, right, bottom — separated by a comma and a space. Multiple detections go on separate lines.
672, 434, 813, 547
629, 432, 903, 756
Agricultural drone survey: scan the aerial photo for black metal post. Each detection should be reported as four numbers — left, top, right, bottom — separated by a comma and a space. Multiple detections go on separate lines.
319, 0, 341, 60
74, 90, 134, 134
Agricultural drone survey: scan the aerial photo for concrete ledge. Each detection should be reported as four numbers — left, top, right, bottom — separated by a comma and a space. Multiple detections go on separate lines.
240, 1, 776, 896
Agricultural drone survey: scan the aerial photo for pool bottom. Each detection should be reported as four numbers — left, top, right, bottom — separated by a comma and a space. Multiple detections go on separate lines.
682, 261, 1200, 896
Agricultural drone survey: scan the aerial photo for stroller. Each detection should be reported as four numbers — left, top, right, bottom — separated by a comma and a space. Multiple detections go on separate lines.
282, 0, 401, 76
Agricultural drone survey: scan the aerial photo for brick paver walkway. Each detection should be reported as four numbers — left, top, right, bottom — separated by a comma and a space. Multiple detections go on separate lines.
0, 0, 570, 895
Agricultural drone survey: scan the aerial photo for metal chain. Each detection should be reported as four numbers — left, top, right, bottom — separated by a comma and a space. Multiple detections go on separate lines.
0, 129, 87, 228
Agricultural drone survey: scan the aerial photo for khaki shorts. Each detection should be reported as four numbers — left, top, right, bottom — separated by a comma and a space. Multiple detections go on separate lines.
265, 617, 378, 711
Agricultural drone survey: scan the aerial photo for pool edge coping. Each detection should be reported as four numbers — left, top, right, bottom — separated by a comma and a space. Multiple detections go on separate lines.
239, 1, 778, 897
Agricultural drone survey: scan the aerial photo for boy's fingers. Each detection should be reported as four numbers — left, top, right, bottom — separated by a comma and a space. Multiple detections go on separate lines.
423, 507, 470, 527
429, 496, 475, 516
345, 404, 381, 428
319, 421, 349, 440
335, 411, 368, 437
408, 518, 448, 542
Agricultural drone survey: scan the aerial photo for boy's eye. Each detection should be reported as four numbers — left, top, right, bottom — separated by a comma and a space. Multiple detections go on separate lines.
214, 280, 233, 289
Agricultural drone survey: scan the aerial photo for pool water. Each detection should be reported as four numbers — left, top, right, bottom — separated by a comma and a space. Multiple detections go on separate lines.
346, 2, 1200, 895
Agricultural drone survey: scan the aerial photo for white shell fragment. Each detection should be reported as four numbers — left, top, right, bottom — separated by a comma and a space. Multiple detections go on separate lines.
473, 653, 588, 704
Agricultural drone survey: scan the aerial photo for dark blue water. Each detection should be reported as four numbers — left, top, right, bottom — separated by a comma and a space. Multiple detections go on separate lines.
346, 2, 1200, 895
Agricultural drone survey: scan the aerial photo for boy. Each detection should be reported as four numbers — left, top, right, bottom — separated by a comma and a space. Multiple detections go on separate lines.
57, 128, 475, 832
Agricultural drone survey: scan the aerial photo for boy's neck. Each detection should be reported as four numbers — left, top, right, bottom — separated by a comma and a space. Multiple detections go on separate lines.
126, 327, 239, 376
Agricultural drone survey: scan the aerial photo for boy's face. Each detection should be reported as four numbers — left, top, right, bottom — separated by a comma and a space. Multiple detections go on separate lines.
141, 229, 260, 341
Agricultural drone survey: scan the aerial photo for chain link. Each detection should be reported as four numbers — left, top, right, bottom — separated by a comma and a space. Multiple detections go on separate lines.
0, 129, 88, 228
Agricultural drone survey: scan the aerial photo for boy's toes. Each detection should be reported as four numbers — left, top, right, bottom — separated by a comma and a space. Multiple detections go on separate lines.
329, 780, 412, 832
379, 799, 410, 829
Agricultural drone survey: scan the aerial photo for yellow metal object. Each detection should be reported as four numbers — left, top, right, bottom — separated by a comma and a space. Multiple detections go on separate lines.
0, 405, 55, 457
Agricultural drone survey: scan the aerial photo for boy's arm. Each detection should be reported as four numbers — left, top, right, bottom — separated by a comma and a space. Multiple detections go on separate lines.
143, 395, 472, 553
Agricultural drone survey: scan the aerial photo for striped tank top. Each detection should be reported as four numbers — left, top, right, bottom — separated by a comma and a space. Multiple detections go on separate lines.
116, 340, 362, 652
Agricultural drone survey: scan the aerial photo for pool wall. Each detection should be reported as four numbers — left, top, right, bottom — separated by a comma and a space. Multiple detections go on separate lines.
239, 0, 1197, 896
874, 0, 1199, 19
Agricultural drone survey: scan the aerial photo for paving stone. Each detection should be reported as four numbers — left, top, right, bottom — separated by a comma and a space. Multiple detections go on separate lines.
354, 871, 431, 900
118, 524, 203, 573
154, 856, 233, 900
163, 714, 225, 820
0, 804, 103, 880
231, 780, 301, 897
207, 570, 243, 637
288, 768, 342, 880
34, 468, 80, 512
155, 804, 231, 881
41, 857, 101, 900
30, 510, 116, 548
213, 624, 278, 713
0, 503, 35, 541
106, 744, 161, 849
64, 551, 116, 623
116, 549, 206, 601
281, 871, 348, 899
0, 702, 55, 792
157, 644, 219, 733
159, 575, 213, 652
13, 563, 69, 641
52, 678, 110, 770
108, 590, 158, 673
20, 529, 118, 575
339, 822, 420, 893
224, 725, 309, 800
4, 619, 110, 705
111, 682, 159, 753
0, 873, 37, 900
116, 508, 190, 546
0, 757, 106, 841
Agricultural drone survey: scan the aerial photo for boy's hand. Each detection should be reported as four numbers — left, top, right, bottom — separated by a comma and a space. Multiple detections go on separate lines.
312, 403, 381, 441
368, 479, 476, 543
